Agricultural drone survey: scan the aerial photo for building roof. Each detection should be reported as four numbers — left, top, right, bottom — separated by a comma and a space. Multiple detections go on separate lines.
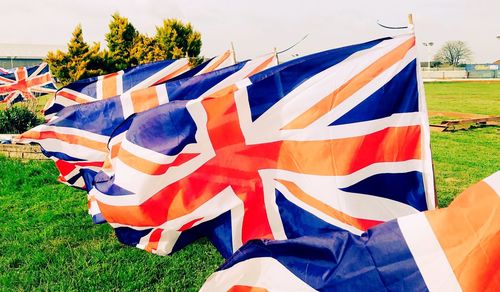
0, 43, 65, 58
494, 60, 500, 65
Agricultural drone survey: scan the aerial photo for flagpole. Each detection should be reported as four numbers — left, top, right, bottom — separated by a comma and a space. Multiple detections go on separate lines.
407, 13, 414, 33
230, 42, 237, 64
409, 13, 438, 208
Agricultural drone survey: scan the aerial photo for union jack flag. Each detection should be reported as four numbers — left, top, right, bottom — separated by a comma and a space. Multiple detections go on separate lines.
89, 34, 436, 257
18, 53, 276, 193
0, 63, 57, 106
201, 172, 500, 291
42, 58, 191, 119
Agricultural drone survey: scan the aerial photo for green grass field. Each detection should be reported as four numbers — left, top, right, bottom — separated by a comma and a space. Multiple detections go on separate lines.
1, 81, 499, 290
425, 81, 500, 116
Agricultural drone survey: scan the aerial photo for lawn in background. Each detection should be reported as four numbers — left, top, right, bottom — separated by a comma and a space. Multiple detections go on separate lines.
425, 81, 500, 115
1, 81, 499, 290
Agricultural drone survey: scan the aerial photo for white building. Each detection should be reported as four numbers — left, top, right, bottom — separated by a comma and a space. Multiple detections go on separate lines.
0, 44, 64, 69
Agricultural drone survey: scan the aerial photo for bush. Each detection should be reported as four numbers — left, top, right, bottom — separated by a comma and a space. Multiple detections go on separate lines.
0, 106, 44, 134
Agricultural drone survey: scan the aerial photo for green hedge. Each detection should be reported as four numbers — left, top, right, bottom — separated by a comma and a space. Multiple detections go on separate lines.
0, 106, 44, 134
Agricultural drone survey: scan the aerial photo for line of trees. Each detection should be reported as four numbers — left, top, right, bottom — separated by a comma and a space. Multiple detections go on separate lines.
47, 13, 202, 85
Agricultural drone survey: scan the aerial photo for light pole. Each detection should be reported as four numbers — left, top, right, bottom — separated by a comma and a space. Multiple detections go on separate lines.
422, 42, 434, 70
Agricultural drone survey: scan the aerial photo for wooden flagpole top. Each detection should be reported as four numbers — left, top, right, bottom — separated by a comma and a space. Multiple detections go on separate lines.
230, 42, 237, 64
407, 14, 414, 25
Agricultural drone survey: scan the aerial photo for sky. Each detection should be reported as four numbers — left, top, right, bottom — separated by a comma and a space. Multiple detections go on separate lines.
2, 0, 500, 63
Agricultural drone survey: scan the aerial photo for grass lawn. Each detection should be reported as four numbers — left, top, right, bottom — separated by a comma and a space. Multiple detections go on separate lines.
0, 157, 223, 290
1, 81, 499, 290
424, 81, 500, 115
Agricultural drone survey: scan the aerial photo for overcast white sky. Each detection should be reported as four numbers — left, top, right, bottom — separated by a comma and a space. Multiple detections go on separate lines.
2, 0, 500, 63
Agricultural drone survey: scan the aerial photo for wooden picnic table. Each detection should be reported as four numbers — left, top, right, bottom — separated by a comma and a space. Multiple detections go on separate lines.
439, 116, 500, 131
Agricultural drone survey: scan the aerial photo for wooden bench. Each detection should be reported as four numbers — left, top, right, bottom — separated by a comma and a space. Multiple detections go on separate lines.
440, 116, 500, 131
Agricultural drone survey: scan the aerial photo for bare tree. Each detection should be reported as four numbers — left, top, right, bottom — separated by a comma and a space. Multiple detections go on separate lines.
434, 41, 473, 66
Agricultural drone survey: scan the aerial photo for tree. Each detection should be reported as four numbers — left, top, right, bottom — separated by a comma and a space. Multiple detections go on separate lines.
104, 13, 138, 71
129, 34, 167, 66
46, 25, 105, 85
155, 19, 202, 59
434, 41, 473, 67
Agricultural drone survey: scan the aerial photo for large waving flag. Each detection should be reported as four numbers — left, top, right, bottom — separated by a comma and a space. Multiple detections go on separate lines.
201, 172, 500, 291
81, 53, 275, 223
18, 53, 276, 191
42, 58, 191, 118
0, 63, 57, 106
89, 34, 435, 257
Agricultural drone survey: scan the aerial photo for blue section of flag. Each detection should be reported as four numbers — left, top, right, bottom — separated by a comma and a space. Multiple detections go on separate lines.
331, 60, 419, 126
126, 100, 197, 155
64, 76, 99, 99
93, 173, 134, 196
205, 211, 234, 259
40, 148, 84, 162
340, 171, 427, 211
115, 227, 153, 246
218, 220, 426, 291
275, 189, 346, 239
166, 62, 247, 101
51, 97, 125, 136
121, 60, 177, 92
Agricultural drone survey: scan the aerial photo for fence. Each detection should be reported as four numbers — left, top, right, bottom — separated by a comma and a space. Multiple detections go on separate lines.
421, 70, 468, 79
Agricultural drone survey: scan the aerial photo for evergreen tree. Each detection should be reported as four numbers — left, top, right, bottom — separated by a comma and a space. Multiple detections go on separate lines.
129, 34, 166, 66
46, 25, 105, 85
105, 13, 138, 71
155, 19, 202, 59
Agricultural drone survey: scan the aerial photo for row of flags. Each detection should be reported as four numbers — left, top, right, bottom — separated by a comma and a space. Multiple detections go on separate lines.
15, 35, 499, 290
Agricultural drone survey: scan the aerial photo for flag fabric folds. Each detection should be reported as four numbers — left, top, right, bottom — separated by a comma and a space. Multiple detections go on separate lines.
43, 52, 238, 119
201, 171, 500, 291
192, 50, 235, 76
42, 58, 191, 118
0, 63, 57, 106
18, 54, 276, 193
88, 34, 436, 257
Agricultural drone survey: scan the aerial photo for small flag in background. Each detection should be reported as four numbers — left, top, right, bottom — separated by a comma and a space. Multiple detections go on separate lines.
89, 34, 435, 257
201, 171, 500, 291
0, 63, 57, 106
0, 67, 11, 74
